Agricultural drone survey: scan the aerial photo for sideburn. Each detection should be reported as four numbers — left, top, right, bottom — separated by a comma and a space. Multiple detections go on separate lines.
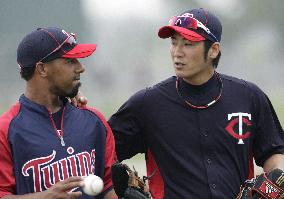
203, 40, 221, 68
203, 40, 213, 62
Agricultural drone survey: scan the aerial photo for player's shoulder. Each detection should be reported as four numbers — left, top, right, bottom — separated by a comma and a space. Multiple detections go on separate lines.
77, 105, 107, 122
149, 76, 176, 91
0, 102, 21, 125
221, 73, 264, 94
0, 102, 21, 134
76, 106, 110, 130
128, 76, 176, 102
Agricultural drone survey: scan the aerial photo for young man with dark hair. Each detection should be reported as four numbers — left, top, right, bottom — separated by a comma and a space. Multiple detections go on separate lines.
108, 8, 284, 198
0, 27, 117, 199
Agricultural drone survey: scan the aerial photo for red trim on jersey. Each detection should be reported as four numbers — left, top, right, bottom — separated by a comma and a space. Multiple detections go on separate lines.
146, 150, 164, 199
0, 102, 21, 197
248, 152, 255, 179
80, 106, 117, 192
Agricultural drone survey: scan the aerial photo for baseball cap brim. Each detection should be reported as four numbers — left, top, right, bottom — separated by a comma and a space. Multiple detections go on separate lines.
158, 26, 205, 42
62, 44, 97, 58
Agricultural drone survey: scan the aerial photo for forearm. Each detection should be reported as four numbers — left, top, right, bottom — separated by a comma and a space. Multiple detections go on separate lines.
263, 153, 284, 172
1, 192, 44, 199
1, 176, 83, 199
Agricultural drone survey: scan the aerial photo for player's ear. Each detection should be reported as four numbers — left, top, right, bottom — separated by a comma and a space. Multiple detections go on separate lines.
208, 42, 220, 59
35, 62, 48, 77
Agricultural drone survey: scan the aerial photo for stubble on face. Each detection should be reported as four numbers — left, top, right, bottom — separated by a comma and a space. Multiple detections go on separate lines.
50, 82, 82, 99
46, 58, 84, 99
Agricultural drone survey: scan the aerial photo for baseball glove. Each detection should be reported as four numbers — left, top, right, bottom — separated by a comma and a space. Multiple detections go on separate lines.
236, 168, 284, 199
111, 162, 152, 199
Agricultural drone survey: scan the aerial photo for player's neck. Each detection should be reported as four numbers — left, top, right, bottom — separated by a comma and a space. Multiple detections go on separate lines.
25, 82, 62, 113
182, 68, 215, 86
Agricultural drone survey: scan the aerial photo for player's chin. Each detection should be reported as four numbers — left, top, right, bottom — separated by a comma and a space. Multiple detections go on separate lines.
73, 80, 81, 86
175, 70, 186, 78
66, 83, 81, 98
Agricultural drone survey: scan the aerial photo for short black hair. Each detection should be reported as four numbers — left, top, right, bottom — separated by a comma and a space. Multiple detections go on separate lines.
20, 66, 36, 81
204, 40, 221, 68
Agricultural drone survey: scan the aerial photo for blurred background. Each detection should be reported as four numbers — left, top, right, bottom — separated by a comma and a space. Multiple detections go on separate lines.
0, 0, 283, 175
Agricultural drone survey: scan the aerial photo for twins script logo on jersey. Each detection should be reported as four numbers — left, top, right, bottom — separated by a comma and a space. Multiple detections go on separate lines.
225, 112, 252, 144
22, 147, 95, 192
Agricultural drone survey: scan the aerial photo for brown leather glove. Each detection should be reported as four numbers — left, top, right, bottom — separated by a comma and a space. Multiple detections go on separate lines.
111, 162, 152, 199
236, 168, 284, 199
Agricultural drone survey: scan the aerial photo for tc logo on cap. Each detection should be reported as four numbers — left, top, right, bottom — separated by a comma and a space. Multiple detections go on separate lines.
61, 30, 77, 45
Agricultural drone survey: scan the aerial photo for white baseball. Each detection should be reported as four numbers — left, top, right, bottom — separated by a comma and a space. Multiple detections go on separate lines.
82, 174, 104, 196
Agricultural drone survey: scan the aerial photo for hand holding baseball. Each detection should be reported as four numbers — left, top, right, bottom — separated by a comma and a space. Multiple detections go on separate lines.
82, 174, 104, 196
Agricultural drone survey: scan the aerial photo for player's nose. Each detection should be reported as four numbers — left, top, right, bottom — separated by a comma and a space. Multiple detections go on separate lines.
173, 45, 184, 57
76, 61, 85, 74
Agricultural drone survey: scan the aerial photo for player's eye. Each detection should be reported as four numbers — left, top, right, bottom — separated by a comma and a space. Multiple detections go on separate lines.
66, 58, 77, 64
184, 42, 193, 46
170, 38, 177, 46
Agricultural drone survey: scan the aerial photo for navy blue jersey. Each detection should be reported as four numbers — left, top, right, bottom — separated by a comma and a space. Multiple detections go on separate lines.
0, 95, 116, 198
108, 74, 284, 199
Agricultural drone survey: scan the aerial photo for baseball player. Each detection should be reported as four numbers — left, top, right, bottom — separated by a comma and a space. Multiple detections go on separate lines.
107, 8, 284, 198
0, 27, 117, 199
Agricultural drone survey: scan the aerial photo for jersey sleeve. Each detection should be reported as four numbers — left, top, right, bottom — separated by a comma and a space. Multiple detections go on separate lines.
0, 103, 20, 197
101, 115, 117, 193
108, 89, 148, 161
85, 107, 117, 194
250, 84, 284, 166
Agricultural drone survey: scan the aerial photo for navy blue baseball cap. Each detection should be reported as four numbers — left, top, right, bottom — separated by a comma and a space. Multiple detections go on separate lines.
17, 27, 97, 68
158, 8, 222, 42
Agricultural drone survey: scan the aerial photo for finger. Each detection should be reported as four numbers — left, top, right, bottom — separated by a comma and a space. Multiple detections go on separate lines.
67, 191, 83, 198
77, 102, 86, 108
61, 181, 84, 192
54, 191, 82, 199
78, 96, 87, 105
63, 176, 83, 183
60, 177, 83, 190
70, 98, 78, 107
77, 102, 82, 108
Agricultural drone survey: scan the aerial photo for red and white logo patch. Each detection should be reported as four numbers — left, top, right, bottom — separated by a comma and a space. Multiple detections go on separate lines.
225, 112, 252, 144
259, 180, 280, 198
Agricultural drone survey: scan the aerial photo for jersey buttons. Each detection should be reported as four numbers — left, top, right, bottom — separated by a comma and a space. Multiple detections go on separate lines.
207, 158, 211, 164
203, 131, 208, 137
